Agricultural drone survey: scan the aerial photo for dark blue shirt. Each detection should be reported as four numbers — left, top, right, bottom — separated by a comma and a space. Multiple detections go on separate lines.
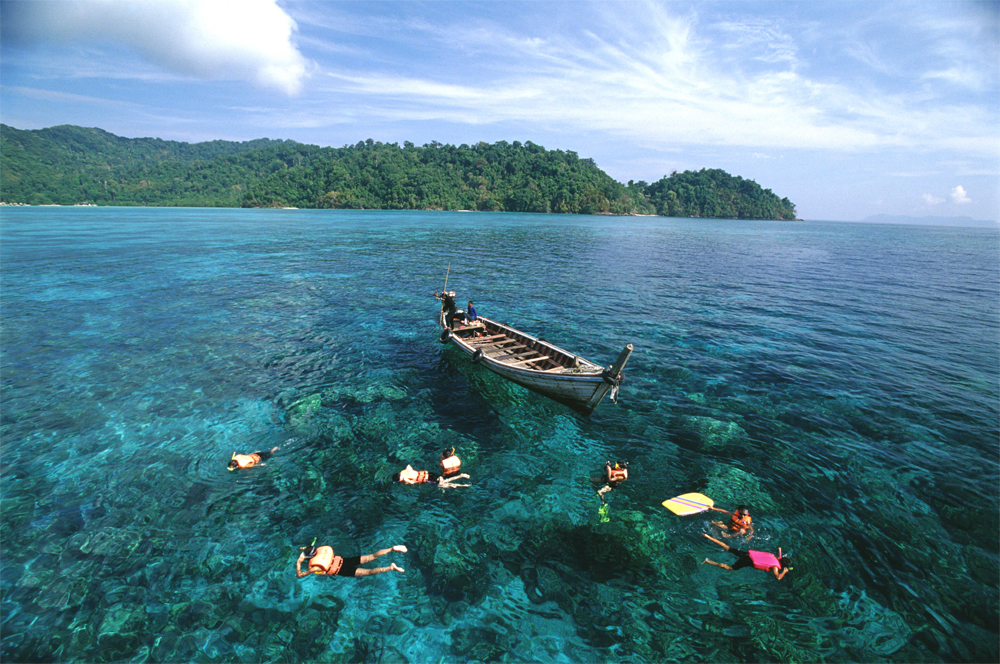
467, 305, 478, 321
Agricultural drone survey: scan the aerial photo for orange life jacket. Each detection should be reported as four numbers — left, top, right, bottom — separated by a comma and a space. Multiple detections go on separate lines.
308, 546, 344, 576
232, 453, 262, 469
399, 466, 431, 484
440, 454, 461, 475
606, 465, 628, 483
730, 513, 752, 531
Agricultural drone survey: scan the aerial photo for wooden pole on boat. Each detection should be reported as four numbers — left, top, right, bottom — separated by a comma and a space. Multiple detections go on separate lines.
609, 343, 633, 377
443, 262, 451, 293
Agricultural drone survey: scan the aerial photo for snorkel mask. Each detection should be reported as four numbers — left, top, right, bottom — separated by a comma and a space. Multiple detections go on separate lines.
303, 537, 318, 559
781, 552, 792, 570
227, 452, 238, 471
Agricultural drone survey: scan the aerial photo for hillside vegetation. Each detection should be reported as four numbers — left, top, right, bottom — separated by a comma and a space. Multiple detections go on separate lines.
1, 124, 797, 219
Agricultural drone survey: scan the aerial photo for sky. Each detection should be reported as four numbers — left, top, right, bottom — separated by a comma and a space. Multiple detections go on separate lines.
1, 0, 998, 221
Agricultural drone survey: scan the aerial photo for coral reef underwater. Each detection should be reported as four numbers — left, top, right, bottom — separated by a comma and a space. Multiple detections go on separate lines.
1, 209, 997, 662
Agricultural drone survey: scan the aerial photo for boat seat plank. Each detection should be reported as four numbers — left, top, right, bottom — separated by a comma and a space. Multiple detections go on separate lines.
474, 340, 519, 350
526, 358, 561, 369
503, 343, 530, 353
497, 348, 537, 360
504, 353, 560, 367
469, 335, 510, 344
469, 339, 510, 348
508, 356, 551, 367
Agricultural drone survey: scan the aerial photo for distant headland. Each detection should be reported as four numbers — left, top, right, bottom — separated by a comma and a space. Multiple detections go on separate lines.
0, 124, 797, 220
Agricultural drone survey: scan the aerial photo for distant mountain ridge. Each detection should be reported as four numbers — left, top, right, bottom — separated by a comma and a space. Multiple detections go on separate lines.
861, 213, 998, 227
0, 124, 797, 219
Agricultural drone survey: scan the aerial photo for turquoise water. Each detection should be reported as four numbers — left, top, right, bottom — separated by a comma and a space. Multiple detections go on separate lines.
1, 207, 997, 663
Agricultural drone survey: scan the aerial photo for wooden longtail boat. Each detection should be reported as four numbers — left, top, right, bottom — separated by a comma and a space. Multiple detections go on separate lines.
438, 307, 633, 414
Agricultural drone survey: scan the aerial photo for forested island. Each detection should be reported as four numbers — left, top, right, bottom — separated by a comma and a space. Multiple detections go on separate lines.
1, 124, 797, 219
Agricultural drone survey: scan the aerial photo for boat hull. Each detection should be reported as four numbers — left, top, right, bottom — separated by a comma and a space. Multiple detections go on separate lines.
438, 310, 631, 414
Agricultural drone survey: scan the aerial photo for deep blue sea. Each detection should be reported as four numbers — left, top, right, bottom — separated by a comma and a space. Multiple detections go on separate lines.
1, 207, 997, 663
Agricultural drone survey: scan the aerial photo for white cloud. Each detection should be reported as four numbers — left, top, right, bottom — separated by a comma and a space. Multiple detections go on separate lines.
299, 2, 998, 159
5, 0, 310, 95
713, 19, 799, 66
3, 85, 143, 109
950, 185, 972, 204
922, 193, 944, 205
923, 66, 989, 90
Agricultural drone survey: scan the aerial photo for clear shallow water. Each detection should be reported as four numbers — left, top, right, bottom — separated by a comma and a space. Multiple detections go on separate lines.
1, 207, 997, 663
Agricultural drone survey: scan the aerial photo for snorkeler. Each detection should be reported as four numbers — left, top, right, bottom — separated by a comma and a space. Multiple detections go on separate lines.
439, 447, 462, 477
700, 534, 791, 580
591, 460, 628, 503
392, 464, 470, 488
711, 504, 754, 538
296, 540, 407, 578
228, 447, 279, 471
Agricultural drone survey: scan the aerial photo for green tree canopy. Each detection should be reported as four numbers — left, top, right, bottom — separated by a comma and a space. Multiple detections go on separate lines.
1, 124, 797, 220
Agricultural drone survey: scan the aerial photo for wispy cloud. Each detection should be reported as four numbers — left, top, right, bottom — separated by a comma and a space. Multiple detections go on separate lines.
713, 18, 799, 66
922, 193, 944, 205
923, 66, 990, 90
3, 0, 311, 95
296, 1, 997, 159
1, 85, 145, 109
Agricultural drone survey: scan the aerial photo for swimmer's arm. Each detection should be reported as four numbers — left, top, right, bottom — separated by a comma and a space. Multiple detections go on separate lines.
295, 552, 309, 578
773, 567, 790, 580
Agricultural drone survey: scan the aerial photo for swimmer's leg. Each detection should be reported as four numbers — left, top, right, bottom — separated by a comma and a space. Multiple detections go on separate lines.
358, 544, 407, 564
354, 562, 404, 576
703, 534, 732, 551
701, 558, 733, 571
257, 447, 280, 463
438, 474, 471, 488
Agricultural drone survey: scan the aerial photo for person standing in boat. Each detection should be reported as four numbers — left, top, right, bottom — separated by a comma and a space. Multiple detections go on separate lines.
435, 290, 458, 328
700, 534, 791, 580
296, 540, 407, 578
